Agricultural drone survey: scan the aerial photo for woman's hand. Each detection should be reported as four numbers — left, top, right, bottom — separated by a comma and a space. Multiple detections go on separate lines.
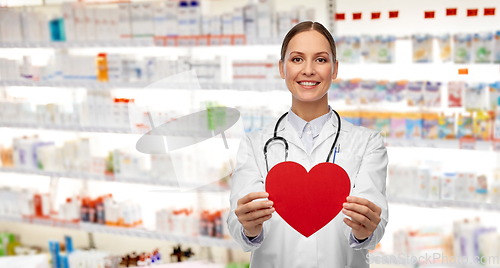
235, 192, 275, 237
342, 196, 381, 241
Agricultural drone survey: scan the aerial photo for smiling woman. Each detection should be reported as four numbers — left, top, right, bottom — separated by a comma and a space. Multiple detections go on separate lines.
279, 22, 338, 122
227, 21, 389, 268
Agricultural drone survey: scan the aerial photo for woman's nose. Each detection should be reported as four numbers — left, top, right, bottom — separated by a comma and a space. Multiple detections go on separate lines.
302, 61, 315, 76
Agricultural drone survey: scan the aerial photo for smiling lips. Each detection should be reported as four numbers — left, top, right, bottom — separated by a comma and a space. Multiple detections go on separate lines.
297, 80, 321, 89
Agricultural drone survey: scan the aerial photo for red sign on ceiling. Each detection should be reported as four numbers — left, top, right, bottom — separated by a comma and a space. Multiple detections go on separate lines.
446, 8, 457, 16
335, 13, 345, 20
353, 13, 362, 20
371, 12, 381, 19
484, 8, 495, 16
389, 11, 399, 18
424, 11, 435, 18
467, 9, 478, 16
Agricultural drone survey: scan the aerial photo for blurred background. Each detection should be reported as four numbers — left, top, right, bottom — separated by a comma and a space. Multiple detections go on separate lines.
0, 0, 499, 267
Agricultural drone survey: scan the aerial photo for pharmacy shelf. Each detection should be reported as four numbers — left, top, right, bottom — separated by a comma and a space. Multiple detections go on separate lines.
0, 215, 240, 249
0, 122, 130, 134
0, 40, 155, 48
384, 138, 494, 151
387, 196, 500, 211
0, 38, 281, 49
0, 123, 497, 152
0, 80, 287, 91
0, 167, 230, 192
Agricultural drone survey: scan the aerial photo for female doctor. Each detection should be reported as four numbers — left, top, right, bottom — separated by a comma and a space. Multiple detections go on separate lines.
227, 21, 388, 268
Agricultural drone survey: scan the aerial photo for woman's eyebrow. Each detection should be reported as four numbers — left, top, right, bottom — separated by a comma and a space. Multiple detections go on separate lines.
289, 51, 330, 56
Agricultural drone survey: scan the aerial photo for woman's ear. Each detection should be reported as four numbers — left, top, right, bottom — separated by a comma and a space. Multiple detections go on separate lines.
332, 60, 338, 80
279, 59, 285, 79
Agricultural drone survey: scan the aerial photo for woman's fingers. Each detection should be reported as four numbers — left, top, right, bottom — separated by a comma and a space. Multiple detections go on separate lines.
345, 196, 382, 216
236, 192, 274, 233
238, 200, 273, 215
237, 192, 269, 206
342, 208, 377, 231
239, 206, 275, 222
343, 202, 380, 223
246, 213, 273, 226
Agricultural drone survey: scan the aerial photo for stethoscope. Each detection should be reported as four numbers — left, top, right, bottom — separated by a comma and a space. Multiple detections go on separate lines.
263, 109, 342, 172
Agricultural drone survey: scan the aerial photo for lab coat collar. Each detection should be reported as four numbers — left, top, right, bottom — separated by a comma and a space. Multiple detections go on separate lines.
264, 109, 351, 154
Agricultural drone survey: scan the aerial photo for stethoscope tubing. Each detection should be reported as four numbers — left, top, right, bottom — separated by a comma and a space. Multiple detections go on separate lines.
264, 109, 342, 172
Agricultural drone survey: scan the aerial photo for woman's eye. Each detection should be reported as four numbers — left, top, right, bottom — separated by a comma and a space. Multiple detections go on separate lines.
317, 58, 327, 63
292, 58, 302, 63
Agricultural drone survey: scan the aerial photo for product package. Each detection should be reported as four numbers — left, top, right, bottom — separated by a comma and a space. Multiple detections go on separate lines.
494, 31, 500, 63
441, 173, 456, 200
359, 80, 376, 104
339, 110, 361, 126
360, 111, 376, 130
386, 80, 407, 102
412, 34, 433, 63
455, 172, 467, 201
489, 82, 500, 110
390, 113, 406, 139
337, 36, 361, 63
455, 172, 471, 201
424, 82, 441, 108
376, 35, 396, 63
448, 81, 465, 107
465, 83, 488, 111
473, 111, 492, 141
375, 112, 390, 135
328, 79, 342, 100
438, 113, 455, 139
343, 79, 361, 105
422, 113, 439, 139
437, 34, 452, 62
407, 81, 424, 107
361, 35, 377, 63
476, 174, 488, 202
406, 113, 422, 139
375, 80, 388, 102
491, 169, 500, 203
457, 113, 473, 139
495, 99, 500, 140
454, 34, 472, 63
473, 32, 493, 63
417, 168, 431, 199
429, 173, 441, 200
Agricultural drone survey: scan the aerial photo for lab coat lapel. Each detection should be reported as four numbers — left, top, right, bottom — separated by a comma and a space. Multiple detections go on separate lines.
310, 114, 350, 154
266, 115, 308, 155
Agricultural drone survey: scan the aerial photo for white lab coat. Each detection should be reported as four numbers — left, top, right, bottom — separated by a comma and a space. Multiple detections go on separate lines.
227, 113, 389, 268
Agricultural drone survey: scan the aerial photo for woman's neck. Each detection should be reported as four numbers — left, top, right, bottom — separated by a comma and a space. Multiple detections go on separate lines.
291, 96, 330, 122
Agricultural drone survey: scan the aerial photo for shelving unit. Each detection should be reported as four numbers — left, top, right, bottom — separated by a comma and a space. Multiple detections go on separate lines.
0, 121, 497, 151
0, 0, 500, 267
0, 167, 229, 191
0, 80, 287, 91
387, 196, 500, 211
0, 122, 130, 134
0, 215, 239, 249
0, 40, 156, 48
384, 138, 496, 151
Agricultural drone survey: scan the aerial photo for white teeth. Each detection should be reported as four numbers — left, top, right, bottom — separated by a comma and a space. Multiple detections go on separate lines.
299, 82, 319, 86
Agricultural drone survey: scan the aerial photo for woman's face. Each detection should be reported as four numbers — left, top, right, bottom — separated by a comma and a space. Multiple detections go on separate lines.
279, 30, 338, 103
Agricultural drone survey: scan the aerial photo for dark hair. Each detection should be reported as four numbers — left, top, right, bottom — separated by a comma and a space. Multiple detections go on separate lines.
280, 21, 337, 62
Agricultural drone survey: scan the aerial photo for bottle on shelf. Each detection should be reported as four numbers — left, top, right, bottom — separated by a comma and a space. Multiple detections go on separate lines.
96, 53, 109, 82
494, 97, 500, 140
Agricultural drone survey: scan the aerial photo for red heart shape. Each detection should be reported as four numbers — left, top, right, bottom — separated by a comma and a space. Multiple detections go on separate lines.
265, 161, 351, 237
